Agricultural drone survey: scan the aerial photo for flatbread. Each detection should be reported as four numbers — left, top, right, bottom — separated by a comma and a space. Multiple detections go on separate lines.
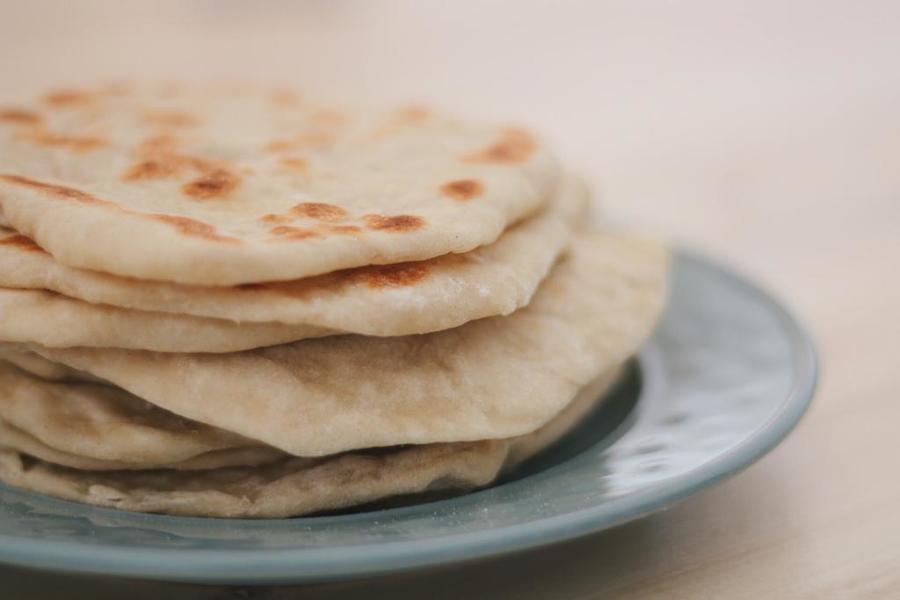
14, 233, 668, 456
0, 364, 282, 467
0, 369, 620, 517
0, 175, 586, 342
0, 84, 558, 285
0, 420, 284, 471
0, 288, 331, 352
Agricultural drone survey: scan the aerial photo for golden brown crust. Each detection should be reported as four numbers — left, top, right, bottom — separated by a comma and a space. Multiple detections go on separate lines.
363, 214, 427, 232
181, 168, 241, 199
42, 89, 93, 107
0, 109, 42, 125
145, 214, 241, 243
441, 179, 484, 201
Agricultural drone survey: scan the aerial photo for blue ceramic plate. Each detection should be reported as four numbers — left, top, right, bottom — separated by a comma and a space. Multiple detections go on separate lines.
0, 250, 817, 584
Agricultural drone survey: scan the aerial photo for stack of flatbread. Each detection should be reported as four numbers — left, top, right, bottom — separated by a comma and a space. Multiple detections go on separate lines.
0, 85, 667, 518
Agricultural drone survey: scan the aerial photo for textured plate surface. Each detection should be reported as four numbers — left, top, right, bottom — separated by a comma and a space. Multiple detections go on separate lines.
0, 250, 817, 584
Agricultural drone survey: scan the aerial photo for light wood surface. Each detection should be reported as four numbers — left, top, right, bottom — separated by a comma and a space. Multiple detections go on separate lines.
1, 2, 899, 597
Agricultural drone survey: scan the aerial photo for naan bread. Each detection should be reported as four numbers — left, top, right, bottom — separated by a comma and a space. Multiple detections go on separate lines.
0, 288, 330, 352
0, 420, 284, 471
0, 175, 587, 342
15, 233, 668, 456
0, 364, 281, 468
0, 84, 558, 285
0, 369, 620, 517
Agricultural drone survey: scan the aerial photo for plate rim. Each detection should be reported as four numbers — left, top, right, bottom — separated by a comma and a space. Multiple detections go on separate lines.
0, 249, 818, 583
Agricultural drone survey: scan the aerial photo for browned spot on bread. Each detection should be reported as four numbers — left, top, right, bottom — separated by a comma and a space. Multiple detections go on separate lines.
0, 174, 241, 244
141, 110, 199, 128
22, 129, 106, 152
146, 214, 240, 243
123, 156, 183, 180
292, 202, 347, 221
279, 156, 308, 172
364, 214, 426, 232
0, 175, 116, 207
130, 134, 228, 183
265, 131, 335, 152
182, 169, 240, 199
440, 179, 484, 202
355, 262, 430, 288
122, 151, 218, 182
0, 234, 47, 253
260, 202, 347, 225
260, 213, 289, 225
255, 258, 429, 298
463, 127, 536, 164
0, 109, 42, 125
269, 225, 321, 240
43, 89, 92, 107
323, 224, 362, 235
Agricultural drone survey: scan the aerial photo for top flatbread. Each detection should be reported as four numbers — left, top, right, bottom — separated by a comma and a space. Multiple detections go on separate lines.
0, 84, 558, 285
0, 174, 587, 335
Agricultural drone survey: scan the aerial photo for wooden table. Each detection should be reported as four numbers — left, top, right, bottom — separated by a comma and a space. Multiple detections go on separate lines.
2, 2, 898, 597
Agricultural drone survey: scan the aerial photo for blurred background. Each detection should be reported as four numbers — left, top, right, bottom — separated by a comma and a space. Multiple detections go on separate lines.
1, 1, 898, 597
